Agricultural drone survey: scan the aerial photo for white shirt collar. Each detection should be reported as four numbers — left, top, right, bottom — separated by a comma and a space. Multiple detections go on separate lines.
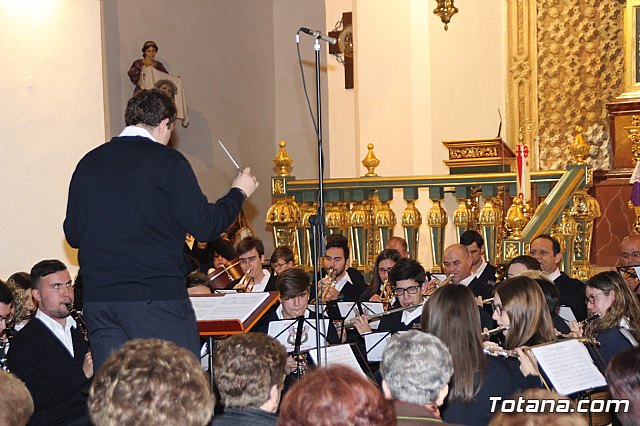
250, 269, 270, 293
118, 125, 159, 142
474, 259, 488, 278
35, 310, 77, 356
401, 300, 425, 326
549, 268, 561, 281
334, 270, 356, 292
459, 274, 475, 286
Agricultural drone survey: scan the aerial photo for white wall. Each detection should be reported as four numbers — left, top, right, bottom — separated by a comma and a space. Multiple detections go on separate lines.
0, 1, 104, 278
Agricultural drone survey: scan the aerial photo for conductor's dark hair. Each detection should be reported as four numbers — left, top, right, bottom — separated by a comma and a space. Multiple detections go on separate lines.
236, 236, 265, 257
326, 234, 350, 260
124, 89, 176, 128
30, 259, 67, 290
388, 258, 426, 286
460, 230, 484, 248
532, 234, 562, 255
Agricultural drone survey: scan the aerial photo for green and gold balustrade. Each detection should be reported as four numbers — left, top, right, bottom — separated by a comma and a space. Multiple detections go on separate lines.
267, 128, 599, 279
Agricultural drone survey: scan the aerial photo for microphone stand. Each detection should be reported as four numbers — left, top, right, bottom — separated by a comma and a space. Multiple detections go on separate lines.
309, 36, 326, 368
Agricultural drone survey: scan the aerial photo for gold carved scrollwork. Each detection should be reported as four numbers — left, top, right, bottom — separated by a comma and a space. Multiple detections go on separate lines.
374, 201, 397, 228
449, 147, 498, 159
570, 187, 601, 280
453, 199, 470, 228
266, 196, 300, 226
503, 241, 521, 260
326, 203, 345, 230
403, 200, 423, 228
505, 196, 528, 240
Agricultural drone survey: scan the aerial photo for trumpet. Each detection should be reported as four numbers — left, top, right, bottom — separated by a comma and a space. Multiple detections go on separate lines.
236, 268, 255, 293
424, 274, 454, 297
320, 268, 336, 302
482, 297, 494, 305
380, 279, 393, 306
481, 325, 510, 339
344, 303, 423, 330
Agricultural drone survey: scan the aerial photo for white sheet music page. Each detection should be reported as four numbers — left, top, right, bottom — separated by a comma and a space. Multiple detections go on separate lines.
190, 293, 270, 323
337, 302, 384, 329
530, 339, 606, 395
309, 344, 366, 377
364, 332, 393, 362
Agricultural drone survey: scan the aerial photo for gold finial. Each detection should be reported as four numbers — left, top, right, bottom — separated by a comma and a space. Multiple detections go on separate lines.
505, 195, 527, 239
362, 143, 380, 177
433, 0, 458, 31
569, 125, 590, 165
273, 140, 293, 176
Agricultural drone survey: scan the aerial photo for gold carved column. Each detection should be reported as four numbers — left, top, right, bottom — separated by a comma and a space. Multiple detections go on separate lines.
427, 188, 446, 272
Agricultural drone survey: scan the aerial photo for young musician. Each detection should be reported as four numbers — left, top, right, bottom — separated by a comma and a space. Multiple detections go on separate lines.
570, 271, 640, 366
422, 284, 537, 426
361, 248, 402, 304
269, 245, 295, 276
352, 258, 427, 334
317, 234, 367, 303
231, 236, 276, 292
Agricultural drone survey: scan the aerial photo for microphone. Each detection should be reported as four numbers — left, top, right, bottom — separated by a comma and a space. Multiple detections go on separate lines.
299, 27, 337, 45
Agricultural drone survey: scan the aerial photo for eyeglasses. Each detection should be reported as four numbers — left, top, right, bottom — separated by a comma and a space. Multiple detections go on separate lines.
273, 262, 290, 271
585, 291, 609, 305
239, 256, 259, 265
0, 313, 14, 324
394, 285, 421, 297
621, 252, 640, 261
378, 267, 393, 275
491, 302, 503, 316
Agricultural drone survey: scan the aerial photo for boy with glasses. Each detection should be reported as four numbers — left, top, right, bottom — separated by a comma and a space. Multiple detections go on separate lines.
231, 236, 276, 292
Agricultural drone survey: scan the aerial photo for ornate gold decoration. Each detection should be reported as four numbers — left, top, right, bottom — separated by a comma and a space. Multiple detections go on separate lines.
273, 140, 293, 177
427, 200, 446, 272
350, 201, 373, 270
453, 198, 470, 230
569, 126, 590, 165
403, 199, 423, 263
626, 115, 640, 164
325, 202, 346, 231
503, 241, 522, 261
298, 202, 316, 271
505, 196, 528, 239
570, 187, 601, 280
374, 199, 397, 258
433, 0, 458, 31
362, 143, 380, 177
266, 196, 300, 262
479, 197, 503, 267
272, 177, 286, 195
449, 147, 498, 159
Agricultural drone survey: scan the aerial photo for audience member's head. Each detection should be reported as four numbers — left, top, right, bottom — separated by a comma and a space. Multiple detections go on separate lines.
214, 333, 286, 413
442, 243, 473, 284
530, 234, 562, 274
30, 259, 73, 321
507, 255, 541, 279
489, 389, 587, 426
460, 229, 486, 269
270, 245, 295, 275
89, 338, 214, 426
0, 281, 14, 336
381, 330, 452, 407
606, 346, 640, 426
279, 365, 396, 426
186, 271, 212, 295
386, 236, 409, 258
5, 272, 35, 325
0, 370, 34, 426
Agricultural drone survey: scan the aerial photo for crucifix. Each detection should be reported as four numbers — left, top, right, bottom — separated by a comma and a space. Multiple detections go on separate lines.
329, 12, 354, 89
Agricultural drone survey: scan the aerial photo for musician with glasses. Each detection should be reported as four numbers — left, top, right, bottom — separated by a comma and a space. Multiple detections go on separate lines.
569, 271, 640, 366
269, 245, 295, 276
618, 234, 640, 296
352, 258, 427, 334
230, 236, 276, 292
8, 259, 93, 426
361, 248, 402, 305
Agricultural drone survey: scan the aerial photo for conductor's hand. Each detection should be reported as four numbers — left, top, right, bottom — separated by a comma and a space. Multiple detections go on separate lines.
232, 167, 259, 199
83, 351, 94, 379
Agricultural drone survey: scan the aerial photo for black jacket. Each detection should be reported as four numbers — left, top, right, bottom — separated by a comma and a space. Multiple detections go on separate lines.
212, 407, 277, 426
554, 273, 587, 321
8, 318, 91, 426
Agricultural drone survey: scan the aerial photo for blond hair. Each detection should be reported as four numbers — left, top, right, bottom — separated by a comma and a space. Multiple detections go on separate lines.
0, 370, 33, 426
89, 339, 214, 426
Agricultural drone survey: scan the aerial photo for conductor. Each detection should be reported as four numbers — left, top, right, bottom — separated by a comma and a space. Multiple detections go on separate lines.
64, 89, 258, 369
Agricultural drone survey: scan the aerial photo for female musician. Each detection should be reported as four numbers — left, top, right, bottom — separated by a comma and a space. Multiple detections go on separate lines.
362, 248, 402, 304
570, 271, 640, 366
492, 275, 557, 350
506, 254, 541, 279
422, 284, 537, 426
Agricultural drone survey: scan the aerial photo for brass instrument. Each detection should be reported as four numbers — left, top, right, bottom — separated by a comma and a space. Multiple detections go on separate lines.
344, 303, 423, 330
379, 279, 393, 307
320, 268, 336, 302
66, 303, 89, 345
482, 297, 494, 305
424, 274, 454, 298
236, 268, 255, 293
481, 325, 510, 339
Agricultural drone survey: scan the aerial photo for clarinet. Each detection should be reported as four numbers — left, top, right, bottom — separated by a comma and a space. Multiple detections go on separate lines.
0, 328, 13, 372
66, 303, 90, 348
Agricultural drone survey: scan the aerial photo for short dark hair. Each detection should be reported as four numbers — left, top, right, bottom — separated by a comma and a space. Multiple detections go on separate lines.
460, 230, 484, 248
389, 258, 426, 286
30, 259, 67, 290
186, 271, 209, 289
276, 268, 310, 299
532, 234, 561, 255
124, 89, 177, 127
236, 236, 265, 257
508, 255, 541, 271
270, 245, 294, 265
326, 234, 350, 260
0, 281, 13, 305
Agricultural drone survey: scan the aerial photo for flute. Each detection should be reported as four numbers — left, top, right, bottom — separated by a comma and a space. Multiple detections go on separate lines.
483, 346, 519, 359
481, 325, 510, 338
579, 312, 602, 325
344, 303, 423, 329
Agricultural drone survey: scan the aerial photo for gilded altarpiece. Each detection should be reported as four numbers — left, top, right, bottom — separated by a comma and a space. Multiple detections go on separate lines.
507, 0, 624, 171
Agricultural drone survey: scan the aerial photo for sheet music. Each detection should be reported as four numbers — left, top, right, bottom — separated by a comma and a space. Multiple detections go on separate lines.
558, 306, 576, 324
190, 293, 269, 323
309, 344, 366, 377
268, 319, 329, 353
530, 339, 606, 395
337, 302, 384, 329
364, 332, 392, 362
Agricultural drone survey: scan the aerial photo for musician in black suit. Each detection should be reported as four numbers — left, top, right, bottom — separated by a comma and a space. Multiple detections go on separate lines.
530, 234, 587, 321
228, 236, 276, 292
8, 260, 92, 426
316, 234, 367, 303
351, 258, 427, 333
461, 230, 497, 285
